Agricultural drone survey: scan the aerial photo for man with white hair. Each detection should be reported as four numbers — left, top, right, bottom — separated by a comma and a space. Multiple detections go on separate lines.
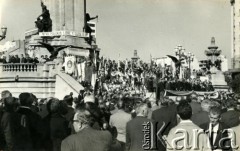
191, 99, 211, 127
61, 108, 112, 151
147, 97, 159, 119
126, 102, 157, 151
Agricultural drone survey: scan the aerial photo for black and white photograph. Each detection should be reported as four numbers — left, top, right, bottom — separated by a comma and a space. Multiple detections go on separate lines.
0, 0, 240, 151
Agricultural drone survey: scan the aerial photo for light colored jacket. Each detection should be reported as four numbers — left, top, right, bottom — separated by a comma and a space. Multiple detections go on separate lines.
109, 109, 131, 142
166, 120, 211, 151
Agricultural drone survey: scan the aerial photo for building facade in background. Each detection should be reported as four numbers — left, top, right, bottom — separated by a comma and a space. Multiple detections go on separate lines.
230, 0, 240, 71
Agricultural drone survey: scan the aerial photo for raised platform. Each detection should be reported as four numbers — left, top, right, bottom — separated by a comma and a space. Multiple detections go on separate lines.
0, 63, 84, 99
210, 67, 228, 91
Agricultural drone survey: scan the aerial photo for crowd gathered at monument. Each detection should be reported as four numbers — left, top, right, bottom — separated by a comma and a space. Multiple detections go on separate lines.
1, 0, 240, 150
0, 87, 240, 151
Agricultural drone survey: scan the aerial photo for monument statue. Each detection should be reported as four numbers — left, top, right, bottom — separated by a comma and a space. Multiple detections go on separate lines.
38, 42, 69, 61
84, 13, 98, 34
84, 13, 98, 45
205, 37, 222, 71
204, 37, 228, 90
35, 1, 52, 32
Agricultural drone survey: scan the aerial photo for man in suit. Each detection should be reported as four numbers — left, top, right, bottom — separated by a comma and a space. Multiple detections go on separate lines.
61, 108, 112, 151
230, 124, 240, 151
20, 54, 26, 63
191, 99, 211, 127
189, 95, 202, 115
109, 99, 131, 150
15, 55, 20, 63
126, 102, 157, 151
166, 102, 210, 151
17, 93, 45, 150
221, 99, 240, 128
63, 95, 75, 123
200, 106, 231, 151
1, 96, 32, 151
152, 97, 177, 151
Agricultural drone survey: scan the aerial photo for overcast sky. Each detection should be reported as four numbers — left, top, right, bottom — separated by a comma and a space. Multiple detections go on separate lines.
0, 0, 231, 62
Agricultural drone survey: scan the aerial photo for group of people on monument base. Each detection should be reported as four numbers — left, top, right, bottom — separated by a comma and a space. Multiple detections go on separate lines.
0, 54, 51, 64
157, 78, 214, 92
0, 88, 240, 151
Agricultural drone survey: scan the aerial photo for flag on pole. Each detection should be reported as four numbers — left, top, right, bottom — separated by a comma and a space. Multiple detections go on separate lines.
150, 54, 153, 69
117, 53, 120, 71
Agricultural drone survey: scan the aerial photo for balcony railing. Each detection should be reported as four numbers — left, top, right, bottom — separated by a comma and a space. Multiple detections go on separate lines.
1, 63, 38, 72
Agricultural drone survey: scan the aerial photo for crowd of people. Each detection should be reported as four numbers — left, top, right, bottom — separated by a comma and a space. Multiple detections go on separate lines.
0, 88, 239, 151
0, 54, 50, 64
89, 58, 214, 100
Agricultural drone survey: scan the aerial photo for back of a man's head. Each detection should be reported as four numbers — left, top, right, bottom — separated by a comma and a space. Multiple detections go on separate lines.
1, 90, 12, 100
135, 102, 148, 117
3, 97, 19, 112
209, 106, 221, 116
76, 108, 92, 125
160, 97, 169, 106
117, 99, 125, 110
63, 95, 73, 106
49, 98, 68, 115
225, 99, 236, 109
177, 102, 192, 120
84, 94, 95, 104
201, 99, 211, 112
19, 93, 33, 107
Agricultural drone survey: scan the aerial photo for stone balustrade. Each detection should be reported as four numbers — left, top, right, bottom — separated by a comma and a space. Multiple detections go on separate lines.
1, 63, 38, 72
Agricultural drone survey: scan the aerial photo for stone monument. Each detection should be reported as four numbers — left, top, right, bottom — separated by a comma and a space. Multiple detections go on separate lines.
25, 0, 99, 59
205, 37, 228, 90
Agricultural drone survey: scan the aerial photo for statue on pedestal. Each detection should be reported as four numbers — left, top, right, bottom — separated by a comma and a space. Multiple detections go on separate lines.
204, 37, 228, 89
38, 42, 69, 61
205, 37, 222, 72
35, 1, 52, 32
84, 13, 98, 45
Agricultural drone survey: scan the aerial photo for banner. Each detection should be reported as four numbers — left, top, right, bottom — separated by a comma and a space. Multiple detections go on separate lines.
39, 31, 89, 37
164, 90, 216, 96
63, 56, 76, 75
77, 61, 85, 82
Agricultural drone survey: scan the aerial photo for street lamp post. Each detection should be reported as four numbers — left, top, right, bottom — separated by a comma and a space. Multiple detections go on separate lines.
0, 26, 7, 41
186, 52, 194, 79
174, 45, 186, 79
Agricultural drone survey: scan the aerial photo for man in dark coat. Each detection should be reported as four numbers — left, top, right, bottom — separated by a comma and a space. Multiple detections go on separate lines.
151, 98, 177, 151
221, 99, 240, 128
126, 102, 157, 151
63, 95, 75, 123
189, 95, 202, 115
61, 108, 112, 151
20, 54, 26, 63
191, 99, 211, 127
17, 93, 45, 150
1, 97, 32, 151
15, 55, 20, 63
50, 98, 69, 151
